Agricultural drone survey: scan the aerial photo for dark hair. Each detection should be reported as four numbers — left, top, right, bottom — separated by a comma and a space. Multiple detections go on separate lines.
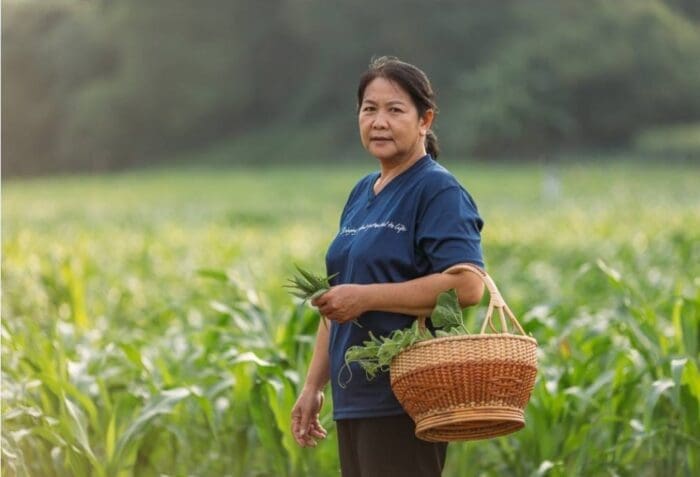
357, 56, 440, 159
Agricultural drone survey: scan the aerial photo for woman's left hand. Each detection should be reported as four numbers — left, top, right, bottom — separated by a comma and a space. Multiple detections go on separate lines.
311, 284, 368, 324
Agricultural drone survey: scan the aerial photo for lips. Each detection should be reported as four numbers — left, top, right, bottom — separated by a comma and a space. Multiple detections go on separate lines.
370, 137, 392, 141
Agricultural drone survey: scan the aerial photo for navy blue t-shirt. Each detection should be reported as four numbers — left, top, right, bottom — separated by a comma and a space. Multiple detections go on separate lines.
325, 155, 484, 420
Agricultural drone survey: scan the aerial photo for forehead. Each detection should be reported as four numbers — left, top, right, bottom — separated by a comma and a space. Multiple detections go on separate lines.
361, 77, 412, 104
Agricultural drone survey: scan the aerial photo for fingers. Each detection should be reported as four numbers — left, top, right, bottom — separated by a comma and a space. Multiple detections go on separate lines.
293, 425, 323, 446
301, 419, 327, 446
298, 407, 312, 439
291, 407, 304, 446
292, 408, 315, 447
309, 420, 327, 439
318, 305, 338, 323
291, 392, 327, 448
292, 414, 327, 447
315, 298, 333, 317
316, 304, 340, 324
292, 419, 315, 447
313, 284, 365, 323
315, 298, 339, 322
311, 290, 330, 307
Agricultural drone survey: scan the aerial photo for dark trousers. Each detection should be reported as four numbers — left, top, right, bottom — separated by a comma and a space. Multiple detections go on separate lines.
336, 414, 448, 477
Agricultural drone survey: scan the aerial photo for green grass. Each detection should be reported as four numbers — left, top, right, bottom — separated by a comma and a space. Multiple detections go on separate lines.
3, 158, 700, 476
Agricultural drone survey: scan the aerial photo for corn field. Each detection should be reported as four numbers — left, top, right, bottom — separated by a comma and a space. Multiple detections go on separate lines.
2, 161, 699, 476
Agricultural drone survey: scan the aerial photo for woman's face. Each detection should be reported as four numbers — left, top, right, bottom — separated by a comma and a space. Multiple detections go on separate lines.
358, 77, 433, 164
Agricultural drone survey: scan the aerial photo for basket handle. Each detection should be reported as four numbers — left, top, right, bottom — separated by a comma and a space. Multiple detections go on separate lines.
417, 263, 527, 335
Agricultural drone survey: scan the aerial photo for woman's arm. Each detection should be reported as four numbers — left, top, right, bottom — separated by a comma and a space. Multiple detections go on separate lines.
302, 320, 331, 390
313, 263, 485, 323
291, 321, 330, 447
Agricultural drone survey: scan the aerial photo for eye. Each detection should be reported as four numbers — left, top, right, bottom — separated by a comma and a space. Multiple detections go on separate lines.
361, 105, 376, 112
389, 107, 403, 113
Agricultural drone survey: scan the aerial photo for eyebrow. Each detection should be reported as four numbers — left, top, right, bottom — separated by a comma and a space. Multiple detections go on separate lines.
361, 99, 407, 106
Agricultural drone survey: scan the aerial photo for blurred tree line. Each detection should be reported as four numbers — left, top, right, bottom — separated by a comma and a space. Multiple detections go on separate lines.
3, 0, 700, 176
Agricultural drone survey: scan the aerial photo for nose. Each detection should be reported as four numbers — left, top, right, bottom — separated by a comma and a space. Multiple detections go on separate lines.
371, 111, 389, 129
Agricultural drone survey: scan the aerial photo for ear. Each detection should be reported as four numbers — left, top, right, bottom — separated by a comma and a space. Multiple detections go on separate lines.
419, 109, 435, 136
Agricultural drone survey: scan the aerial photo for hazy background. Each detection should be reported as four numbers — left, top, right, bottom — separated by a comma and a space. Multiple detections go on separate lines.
4, 0, 700, 177
4, 3, 700, 476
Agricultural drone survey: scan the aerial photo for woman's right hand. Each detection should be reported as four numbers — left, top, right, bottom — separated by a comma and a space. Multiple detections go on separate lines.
291, 387, 328, 447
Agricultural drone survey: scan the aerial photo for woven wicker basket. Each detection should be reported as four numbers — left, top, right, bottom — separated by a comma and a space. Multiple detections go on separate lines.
390, 264, 538, 442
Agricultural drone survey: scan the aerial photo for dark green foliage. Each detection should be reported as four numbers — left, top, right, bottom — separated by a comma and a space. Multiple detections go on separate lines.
4, 0, 700, 176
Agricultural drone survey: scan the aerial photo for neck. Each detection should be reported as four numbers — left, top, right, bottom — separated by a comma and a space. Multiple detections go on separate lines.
373, 147, 428, 195
378, 147, 428, 181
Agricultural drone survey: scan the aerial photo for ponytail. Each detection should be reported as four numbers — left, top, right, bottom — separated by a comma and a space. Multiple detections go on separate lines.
425, 129, 440, 160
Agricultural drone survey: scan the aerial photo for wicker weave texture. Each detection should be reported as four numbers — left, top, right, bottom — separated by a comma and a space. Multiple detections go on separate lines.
391, 334, 537, 380
415, 408, 525, 441
390, 335, 537, 441
386, 263, 539, 442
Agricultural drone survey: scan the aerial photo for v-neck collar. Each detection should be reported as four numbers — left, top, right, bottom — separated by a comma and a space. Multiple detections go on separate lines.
367, 154, 432, 202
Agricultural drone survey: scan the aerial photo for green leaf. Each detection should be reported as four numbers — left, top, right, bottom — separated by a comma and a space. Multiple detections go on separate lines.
63, 396, 103, 475
309, 288, 330, 301
644, 378, 674, 427
284, 265, 337, 302
196, 268, 229, 282
430, 289, 463, 329
250, 380, 289, 476
114, 387, 191, 464
596, 259, 622, 284
105, 410, 116, 462
295, 265, 325, 289
196, 395, 219, 441
230, 351, 274, 368
671, 358, 688, 406
63, 397, 95, 460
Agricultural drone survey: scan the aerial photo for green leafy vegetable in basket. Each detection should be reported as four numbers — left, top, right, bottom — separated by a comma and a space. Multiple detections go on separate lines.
341, 289, 466, 386
431, 288, 469, 334
341, 320, 433, 385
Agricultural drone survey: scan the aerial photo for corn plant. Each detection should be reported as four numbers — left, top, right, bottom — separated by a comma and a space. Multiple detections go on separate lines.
3, 162, 699, 476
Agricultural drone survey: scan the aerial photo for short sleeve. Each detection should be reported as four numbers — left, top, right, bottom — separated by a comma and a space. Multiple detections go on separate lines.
416, 186, 484, 272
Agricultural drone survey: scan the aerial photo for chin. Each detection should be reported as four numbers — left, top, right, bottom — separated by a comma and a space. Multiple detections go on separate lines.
368, 145, 398, 161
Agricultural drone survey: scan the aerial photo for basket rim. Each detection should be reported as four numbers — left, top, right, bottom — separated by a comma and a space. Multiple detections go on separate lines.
392, 332, 537, 361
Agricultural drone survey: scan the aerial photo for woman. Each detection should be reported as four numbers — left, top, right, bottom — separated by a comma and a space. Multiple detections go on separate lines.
291, 57, 485, 477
